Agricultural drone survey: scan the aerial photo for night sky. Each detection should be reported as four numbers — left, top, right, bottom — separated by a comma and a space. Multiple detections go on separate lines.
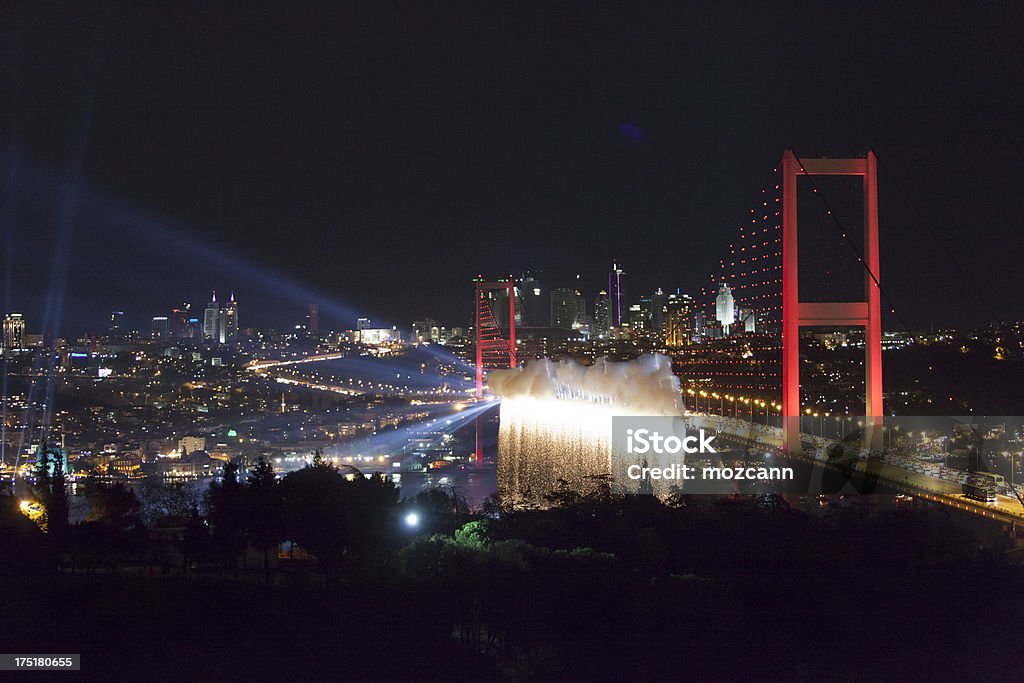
2, 2, 1023, 335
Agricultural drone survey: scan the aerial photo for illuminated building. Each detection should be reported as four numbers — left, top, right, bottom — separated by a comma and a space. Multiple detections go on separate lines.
663, 292, 693, 347
650, 288, 667, 333
519, 272, 549, 327
608, 262, 626, 327
3, 313, 26, 350
715, 283, 735, 334
551, 288, 583, 330
178, 435, 206, 456
594, 290, 610, 333
151, 316, 170, 339
738, 307, 756, 333
203, 292, 221, 341
356, 327, 402, 345
223, 292, 239, 340
307, 304, 319, 335
694, 311, 706, 340
171, 305, 192, 338
413, 319, 436, 342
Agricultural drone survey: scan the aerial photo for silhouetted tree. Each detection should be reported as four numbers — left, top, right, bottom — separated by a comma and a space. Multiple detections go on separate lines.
410, 486, 470, 534
208, 462, 246, 575
85, 480, 142, 528
244, 458, 283, 580
279, 458, 400, 582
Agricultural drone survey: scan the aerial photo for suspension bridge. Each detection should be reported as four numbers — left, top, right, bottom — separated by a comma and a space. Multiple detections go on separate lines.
471, 149, 1024, 524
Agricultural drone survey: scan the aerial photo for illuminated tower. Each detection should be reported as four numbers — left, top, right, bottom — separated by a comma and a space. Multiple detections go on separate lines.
608, 262, 626, 327
715, 283, 735, 334
663, 292, 692, 347
171, 304, 191, 338
594, 290, 610, 333
223, 292, 239, 341
307, 303, 319, 335
2, 313, 25, 350
203, 291, 220, 341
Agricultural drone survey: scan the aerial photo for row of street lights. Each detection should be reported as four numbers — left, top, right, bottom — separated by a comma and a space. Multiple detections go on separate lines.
684, 389, 896, 441
685, 389, 779, 425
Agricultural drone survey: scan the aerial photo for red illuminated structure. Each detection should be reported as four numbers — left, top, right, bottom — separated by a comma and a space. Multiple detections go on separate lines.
781, 149, 882, 452
474, 277, 517, 398
473, 276, 517, 463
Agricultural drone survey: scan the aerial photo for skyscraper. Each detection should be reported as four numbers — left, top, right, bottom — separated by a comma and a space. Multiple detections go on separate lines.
608, 262, 626, 327
663, 292, 693, 347
171, 305, 192, 338
203, 292, 220, 341
519, 272, 549, 327
715, 283, 736, 334
550, 288, 582, 329
738, 308, 756, 333
3, 313, 25, 350
651, 288, 667, 333
223, 292, 239, 341
151, 316, 170, 339
109, 311, 125, 333
594, 290, 610, 333
307, 303, 319, 335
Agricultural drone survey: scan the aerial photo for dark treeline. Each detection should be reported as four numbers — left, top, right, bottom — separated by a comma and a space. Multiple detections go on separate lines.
2, 461, 1023, 680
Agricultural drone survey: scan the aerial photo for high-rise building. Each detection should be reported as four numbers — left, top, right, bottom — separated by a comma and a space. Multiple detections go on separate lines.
489, 285, 524, 328
357, 317, 371, 331
109, 311, 125, 333
171, 305, 192, 338
3, 313, 26, 350
519, 273, 549, 327
307, 304, 319, 335
151, 316, 170, 339
223, 293, 239, 341
594, 290, 610, 333
203, 292, 221, 341
715, 283, 736, 334
608, 262, 626, 327
413, 319, 437, 342
628, 304, 646, 332
651, 288, 667, 333
551, 288, 583, 329
663, 291, 693, 347
738, 308, 756, 333
635, 296, 654, 332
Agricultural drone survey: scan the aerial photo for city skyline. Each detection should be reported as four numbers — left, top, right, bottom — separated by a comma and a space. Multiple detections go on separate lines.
3, 4, 1024, 336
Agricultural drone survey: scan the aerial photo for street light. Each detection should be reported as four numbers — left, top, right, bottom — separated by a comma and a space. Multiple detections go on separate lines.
404, 512, 420, 528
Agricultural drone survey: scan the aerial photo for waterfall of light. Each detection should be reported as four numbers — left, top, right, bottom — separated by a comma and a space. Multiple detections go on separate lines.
497, 398, 617, 505
490, 354, 683, 506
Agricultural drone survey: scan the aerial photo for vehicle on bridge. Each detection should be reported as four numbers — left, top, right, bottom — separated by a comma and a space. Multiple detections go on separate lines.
963, 476, 998, 503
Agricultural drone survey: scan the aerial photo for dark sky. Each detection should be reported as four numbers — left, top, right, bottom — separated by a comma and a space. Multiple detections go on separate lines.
3, 2, 1023, 335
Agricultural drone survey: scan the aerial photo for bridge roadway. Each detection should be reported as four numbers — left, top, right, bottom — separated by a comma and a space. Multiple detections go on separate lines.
247, 351, 350, 371
698, 414, 1024, 526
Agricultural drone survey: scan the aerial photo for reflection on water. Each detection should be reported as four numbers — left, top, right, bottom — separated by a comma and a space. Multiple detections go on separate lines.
391, 467, 497, 508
